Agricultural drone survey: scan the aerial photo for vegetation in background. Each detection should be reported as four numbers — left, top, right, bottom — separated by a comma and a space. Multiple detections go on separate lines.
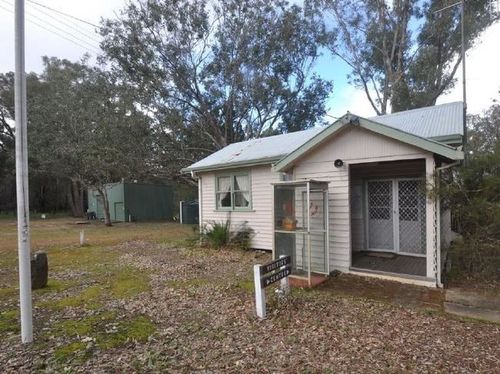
439, 101, 500, 282
201, 220, 254, 249
314, 0, 498, 114
100, 0, 333, 185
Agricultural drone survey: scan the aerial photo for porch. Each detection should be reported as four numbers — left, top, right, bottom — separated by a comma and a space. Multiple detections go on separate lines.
351, 251, 426, 277
349, 159, 435, 280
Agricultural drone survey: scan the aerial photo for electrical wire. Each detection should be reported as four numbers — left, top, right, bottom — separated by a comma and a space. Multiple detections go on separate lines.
25, 1, 101, 44
27, 0, 99, 28
0, 3, 99, 54
0, 0, 99, 51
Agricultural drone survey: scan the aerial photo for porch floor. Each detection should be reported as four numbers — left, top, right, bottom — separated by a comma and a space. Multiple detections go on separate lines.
352, 251, 426, 277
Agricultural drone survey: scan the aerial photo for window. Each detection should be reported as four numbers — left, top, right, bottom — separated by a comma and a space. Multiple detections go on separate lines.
216, 173, 251, 210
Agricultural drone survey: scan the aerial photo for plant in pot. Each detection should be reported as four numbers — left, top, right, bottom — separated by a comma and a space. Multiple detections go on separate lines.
281, 200, 297, 230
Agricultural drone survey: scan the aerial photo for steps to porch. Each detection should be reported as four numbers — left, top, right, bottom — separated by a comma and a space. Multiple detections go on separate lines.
444, 288, 500, 324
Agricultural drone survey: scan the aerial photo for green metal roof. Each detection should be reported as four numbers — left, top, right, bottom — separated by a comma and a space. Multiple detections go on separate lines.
272, 114, 464, 172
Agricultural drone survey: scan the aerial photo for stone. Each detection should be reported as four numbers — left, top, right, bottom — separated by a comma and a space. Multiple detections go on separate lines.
31, 251, 48, 289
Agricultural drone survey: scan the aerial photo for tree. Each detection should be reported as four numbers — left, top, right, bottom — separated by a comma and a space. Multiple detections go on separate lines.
316, 0, 498, 114
100, 0, 332, 180
468, 100, 500, 155
0, 58, 153, 224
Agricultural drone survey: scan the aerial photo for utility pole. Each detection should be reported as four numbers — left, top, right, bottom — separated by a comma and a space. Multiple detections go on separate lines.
15, 0, 33, 344
435, 1, 467, 161
461, 0, 467, 164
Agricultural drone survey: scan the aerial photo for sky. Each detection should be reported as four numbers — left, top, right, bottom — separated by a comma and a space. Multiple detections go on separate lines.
0, 0, 499, 118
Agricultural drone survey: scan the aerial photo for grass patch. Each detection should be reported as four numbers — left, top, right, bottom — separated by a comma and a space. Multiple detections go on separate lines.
0, 287, 17, 299
39, 285, 103, 310
109, 267, 150, 299
53, 341, 88, 363
0, 310, 19, 334
97, 315, 155, 349
235, 279, 254, 292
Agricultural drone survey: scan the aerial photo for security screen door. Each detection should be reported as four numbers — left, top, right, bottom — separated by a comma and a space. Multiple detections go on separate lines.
367, 179, 426, 255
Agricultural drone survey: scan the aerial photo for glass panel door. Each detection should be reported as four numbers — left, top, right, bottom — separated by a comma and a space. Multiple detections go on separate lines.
367, 180, 394, 251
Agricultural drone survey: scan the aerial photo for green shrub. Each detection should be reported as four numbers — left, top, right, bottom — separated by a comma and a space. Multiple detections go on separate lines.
201, 220, 254, 249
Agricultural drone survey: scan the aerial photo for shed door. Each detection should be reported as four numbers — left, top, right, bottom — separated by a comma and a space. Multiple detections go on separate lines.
367, 181, 394, 251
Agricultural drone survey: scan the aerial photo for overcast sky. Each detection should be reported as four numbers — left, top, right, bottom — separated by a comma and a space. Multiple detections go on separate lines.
0, 0, 498, 118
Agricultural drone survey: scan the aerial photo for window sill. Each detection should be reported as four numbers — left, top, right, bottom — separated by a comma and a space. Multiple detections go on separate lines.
213, 209, 255, 213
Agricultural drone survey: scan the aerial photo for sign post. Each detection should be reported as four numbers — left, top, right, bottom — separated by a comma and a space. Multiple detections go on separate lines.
254, 255, 291, 319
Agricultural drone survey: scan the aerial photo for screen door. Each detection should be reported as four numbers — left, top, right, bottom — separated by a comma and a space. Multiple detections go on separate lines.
367, 180, 394, 251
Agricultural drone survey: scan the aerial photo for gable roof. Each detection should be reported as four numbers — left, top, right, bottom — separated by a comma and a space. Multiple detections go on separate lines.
183, 102, 464, 173
182, 128, 322, 173
272, 114, 464, 172
371, 101, 463, 143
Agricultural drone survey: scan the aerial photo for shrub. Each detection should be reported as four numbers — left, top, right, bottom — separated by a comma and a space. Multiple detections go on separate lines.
201, 220, 254, 250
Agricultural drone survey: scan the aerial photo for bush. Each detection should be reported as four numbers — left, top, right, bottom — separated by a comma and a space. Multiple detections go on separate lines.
201, 220, 254, 250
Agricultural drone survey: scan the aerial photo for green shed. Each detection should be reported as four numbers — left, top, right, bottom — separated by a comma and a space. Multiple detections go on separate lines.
87, 182, 174, 222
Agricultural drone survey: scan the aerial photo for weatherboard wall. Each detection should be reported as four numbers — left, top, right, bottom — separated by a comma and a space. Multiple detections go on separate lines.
291, 126, 431, 272
199, 165, 279, 250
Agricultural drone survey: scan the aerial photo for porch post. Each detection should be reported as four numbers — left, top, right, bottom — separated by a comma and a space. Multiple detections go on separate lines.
425, 156, 437, 282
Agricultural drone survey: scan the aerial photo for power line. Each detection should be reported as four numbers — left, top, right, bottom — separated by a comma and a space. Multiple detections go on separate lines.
27, 0, 99, 28
0, 3, 99, 54
25, 1, 101, 43
0, 0, 99, 51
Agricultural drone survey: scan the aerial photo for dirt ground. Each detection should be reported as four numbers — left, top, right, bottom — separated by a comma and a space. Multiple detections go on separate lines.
0, 219, 499, 372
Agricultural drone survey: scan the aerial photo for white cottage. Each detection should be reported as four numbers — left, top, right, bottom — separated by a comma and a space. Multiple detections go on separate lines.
182, 102, 464, 287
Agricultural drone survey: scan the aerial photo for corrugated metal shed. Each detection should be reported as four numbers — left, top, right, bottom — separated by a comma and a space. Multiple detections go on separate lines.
371, 101, 463, 140
184, 102, 463, 172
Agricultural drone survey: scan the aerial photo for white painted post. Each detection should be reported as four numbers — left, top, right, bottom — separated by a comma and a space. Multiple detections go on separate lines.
279, 255, 289, 296
254, 264, 266, 319
79, 230, 85, 246
179, 201, 183, 224
425, 156, 437, 281
14, 0, 33, 344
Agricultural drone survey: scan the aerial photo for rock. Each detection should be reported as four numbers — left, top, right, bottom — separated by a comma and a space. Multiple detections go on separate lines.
31, 251, 48, 289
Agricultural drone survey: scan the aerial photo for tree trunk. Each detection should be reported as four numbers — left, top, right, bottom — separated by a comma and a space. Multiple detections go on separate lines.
67, 179, 85, 218
97, 186, 112, 226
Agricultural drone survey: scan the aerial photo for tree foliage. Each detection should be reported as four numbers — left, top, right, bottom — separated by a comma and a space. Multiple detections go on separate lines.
438, 101, 500, 281
100, 0, 332, 177
0, 58, 153, 223
316, 0, 498, 114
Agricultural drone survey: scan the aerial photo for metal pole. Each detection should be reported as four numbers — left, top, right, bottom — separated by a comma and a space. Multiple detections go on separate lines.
14, 0, 33, 344
461, 0, 468, 163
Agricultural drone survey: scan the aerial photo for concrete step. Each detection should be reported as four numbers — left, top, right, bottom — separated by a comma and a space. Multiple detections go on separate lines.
444, 288, 500, 323
444, 302, 500, 324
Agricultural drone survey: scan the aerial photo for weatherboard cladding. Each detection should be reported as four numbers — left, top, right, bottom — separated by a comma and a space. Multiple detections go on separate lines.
184, 102, 463, 173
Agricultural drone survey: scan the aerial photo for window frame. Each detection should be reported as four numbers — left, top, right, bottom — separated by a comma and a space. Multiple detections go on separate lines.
215, 171, 252, 211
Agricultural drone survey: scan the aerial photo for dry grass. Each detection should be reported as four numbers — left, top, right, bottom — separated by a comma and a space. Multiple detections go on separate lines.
0, 218, 499, 372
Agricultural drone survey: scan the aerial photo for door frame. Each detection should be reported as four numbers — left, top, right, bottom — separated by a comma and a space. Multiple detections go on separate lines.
365, 177, 426, 257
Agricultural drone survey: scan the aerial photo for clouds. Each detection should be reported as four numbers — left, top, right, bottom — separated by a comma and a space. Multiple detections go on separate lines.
0, 0, 126, 73
330, 21, 500, 119
437, 21, 500, 114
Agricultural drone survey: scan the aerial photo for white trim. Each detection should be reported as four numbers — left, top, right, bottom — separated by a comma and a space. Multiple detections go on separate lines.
348, 269, 437, 288
425, 156, 436, 279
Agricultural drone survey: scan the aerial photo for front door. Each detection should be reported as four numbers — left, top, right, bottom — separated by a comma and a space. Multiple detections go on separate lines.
367, 179, 426, 255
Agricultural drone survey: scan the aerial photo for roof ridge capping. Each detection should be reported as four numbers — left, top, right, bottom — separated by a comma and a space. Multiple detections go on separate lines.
272, 112, 464, 172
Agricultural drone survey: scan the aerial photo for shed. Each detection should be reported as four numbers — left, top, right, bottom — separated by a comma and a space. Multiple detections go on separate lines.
87, 182, 174, 222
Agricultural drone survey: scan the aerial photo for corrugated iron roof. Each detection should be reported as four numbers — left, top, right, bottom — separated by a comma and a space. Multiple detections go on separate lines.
184, 127, 322, 172
184, 102, 463, 172
371, 101, 463, 139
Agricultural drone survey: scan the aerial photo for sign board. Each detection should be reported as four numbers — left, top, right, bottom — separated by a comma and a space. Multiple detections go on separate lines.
260, 256, 291, 275
254, 255, 291, 319
260, 266, 291, 288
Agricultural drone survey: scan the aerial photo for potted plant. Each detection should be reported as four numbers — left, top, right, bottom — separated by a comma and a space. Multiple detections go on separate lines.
281, 200, 297, 230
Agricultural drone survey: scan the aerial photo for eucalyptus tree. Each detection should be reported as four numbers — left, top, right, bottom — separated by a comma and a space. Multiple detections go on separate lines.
316, 0, 498, 114
100, 0, 333, 179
